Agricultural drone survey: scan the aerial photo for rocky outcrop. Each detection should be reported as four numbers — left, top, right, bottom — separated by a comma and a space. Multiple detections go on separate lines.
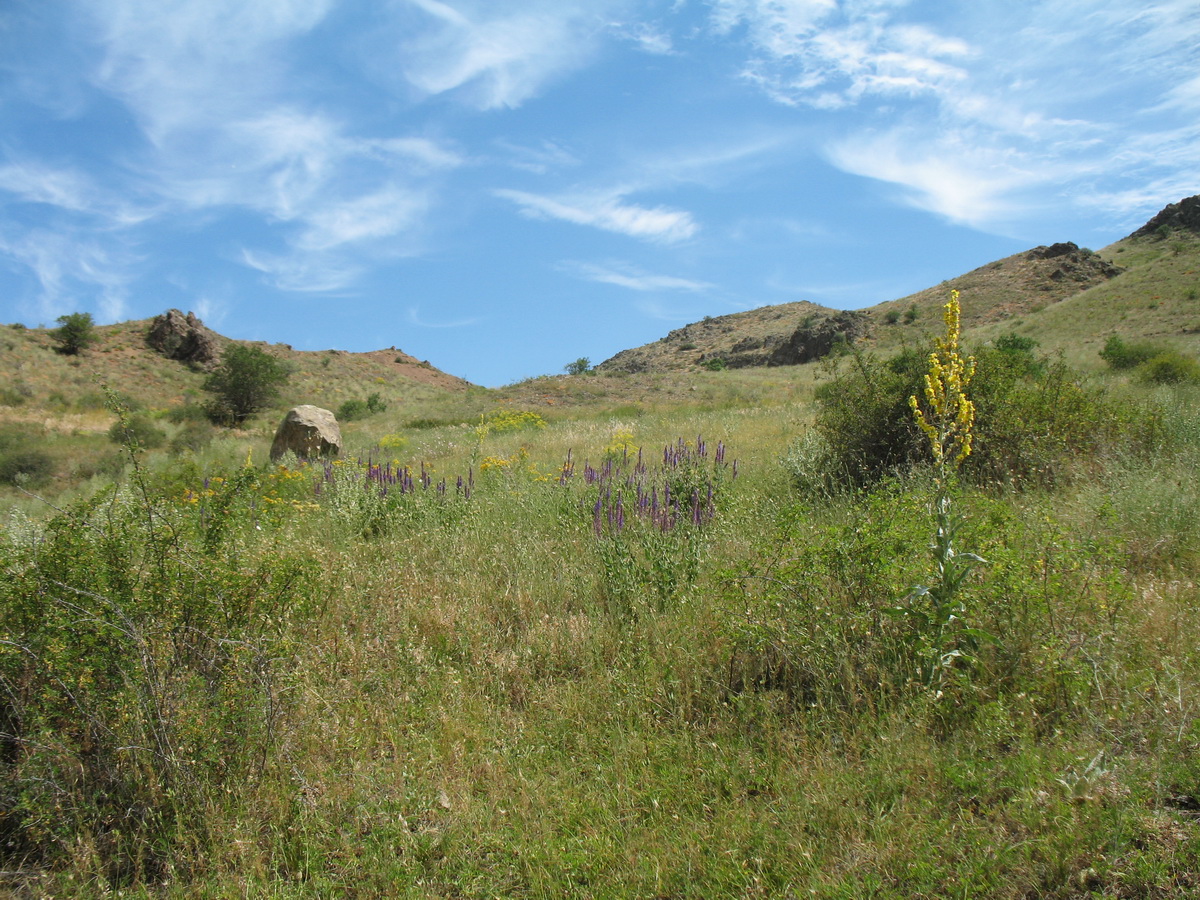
768, 311, 870, 366
270, 406, 342, 461
1129, 195, 1200, 238
145, 309, 222, 367
1025, 243, 1123, 283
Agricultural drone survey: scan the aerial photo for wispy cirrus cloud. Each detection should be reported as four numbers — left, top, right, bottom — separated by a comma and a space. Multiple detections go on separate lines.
0, 160, 157, 226
704, 0, 1200, 231
560, 260, 712, 292
82, 0, 336, 141
0, 227, 137, 321
709, 0, 973, 110
57, 2, 462, 293
407, 306, 483, 329
495, 188, 698, 243
391, 0, 627, 110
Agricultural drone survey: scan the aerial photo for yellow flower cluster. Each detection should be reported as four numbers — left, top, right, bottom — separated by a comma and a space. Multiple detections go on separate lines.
910, 290, 976, 467
603, 428, 638, 459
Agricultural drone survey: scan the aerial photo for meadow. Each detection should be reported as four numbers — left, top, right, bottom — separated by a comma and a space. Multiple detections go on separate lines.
3, 297, 1200, 898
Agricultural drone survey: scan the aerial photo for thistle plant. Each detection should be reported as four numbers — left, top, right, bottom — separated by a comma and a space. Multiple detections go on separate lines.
893, 291, 991, 687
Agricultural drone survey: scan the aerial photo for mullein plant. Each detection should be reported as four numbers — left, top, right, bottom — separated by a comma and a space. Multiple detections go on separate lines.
893, 291, 992, 688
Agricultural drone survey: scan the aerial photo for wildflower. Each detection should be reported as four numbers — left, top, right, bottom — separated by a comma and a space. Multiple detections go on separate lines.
910, 290, 976, 472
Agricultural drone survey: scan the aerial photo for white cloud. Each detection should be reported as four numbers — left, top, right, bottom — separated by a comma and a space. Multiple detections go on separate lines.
495, 189, 698, 243
0, 160, 156, 226
0, 227, 135, 321
494, 139, 582, 174
561, 261, 712, 292
407, 306, 482, 329
825, 131, 1037, 228
82, 0, 336, 141
297, 186, 430, 252
610, 21, 676, 54
241, 249, 362, 294
394, 0, 624, 109
708, 0, 970, 108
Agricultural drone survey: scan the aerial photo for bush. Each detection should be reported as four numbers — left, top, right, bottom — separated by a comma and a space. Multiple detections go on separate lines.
475, 408, 547, 439
337, 393, 387, 422
203, 345, 291, 425
565, 357, 591, 375
1138, 350, 1200, 385
1100, 335, 1162, 370
0, 485, 317, 880
108, 414, 167, 451
50, 312, 96, 355
994, 332, 1038, 354
169, 421, 216, 454
811, 350, 927, 486
166, 402, 210, 424
809, 346, 1133, 491
0, 383, 31, 407
0, 447, 54, 487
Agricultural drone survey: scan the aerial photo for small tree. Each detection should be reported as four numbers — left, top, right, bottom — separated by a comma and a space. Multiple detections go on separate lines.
565, 357, 591, 376
203, 345, 290, 426
51, 312, 96, 355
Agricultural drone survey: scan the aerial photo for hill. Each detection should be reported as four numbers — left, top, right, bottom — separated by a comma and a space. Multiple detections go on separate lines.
597, 195, 1200, 375
0, 311, 471, 427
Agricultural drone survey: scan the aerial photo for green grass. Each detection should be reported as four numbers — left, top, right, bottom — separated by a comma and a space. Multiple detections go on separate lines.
3, 235, 1200, 897
2, 360, 1200, 897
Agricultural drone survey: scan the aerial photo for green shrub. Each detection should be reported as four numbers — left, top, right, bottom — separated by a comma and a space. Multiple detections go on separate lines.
405, 416, 462, 430
0, 447, 54, 487
108, 414, 167, 450
0, 383, 30, 407
50, 311, 96, 355
169, 421, 216, 454
810, 346, 1133, 490
0, 484, 317, 880
994, 332, 1038, 354
565, 357, 591, 375
1099, 335, 1162, 370
166, 401, 210, 423
337, 392, 386, 422
702, 357, 727, 371
810, 350, 926, 486
203, 345, 291, 425
884, 309, 901, 325
1138, 350, 1200, 385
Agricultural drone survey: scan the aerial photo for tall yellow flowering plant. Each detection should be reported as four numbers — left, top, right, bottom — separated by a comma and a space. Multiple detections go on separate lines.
890, 290, 991, 688
910, 290, 976, 477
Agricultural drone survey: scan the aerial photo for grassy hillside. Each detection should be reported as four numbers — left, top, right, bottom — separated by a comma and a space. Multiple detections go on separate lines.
2, 341, 1199, 897
2, 203, 1200, 898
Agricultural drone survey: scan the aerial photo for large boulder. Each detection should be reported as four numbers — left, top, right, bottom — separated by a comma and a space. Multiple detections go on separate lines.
270, 406, 342, 461
145, 309, 222, 367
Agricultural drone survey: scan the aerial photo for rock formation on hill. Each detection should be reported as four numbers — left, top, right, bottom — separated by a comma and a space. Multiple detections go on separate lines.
598, 302, 867, 374
145, 309, 223, 367
1129, 194, 1200, 238
1024, 242, 1123, 283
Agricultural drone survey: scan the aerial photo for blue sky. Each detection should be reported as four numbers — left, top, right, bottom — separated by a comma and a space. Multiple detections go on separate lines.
1, 1, 1197, 386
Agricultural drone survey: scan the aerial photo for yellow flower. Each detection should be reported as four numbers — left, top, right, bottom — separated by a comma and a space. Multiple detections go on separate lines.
911, 290, 976, 470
